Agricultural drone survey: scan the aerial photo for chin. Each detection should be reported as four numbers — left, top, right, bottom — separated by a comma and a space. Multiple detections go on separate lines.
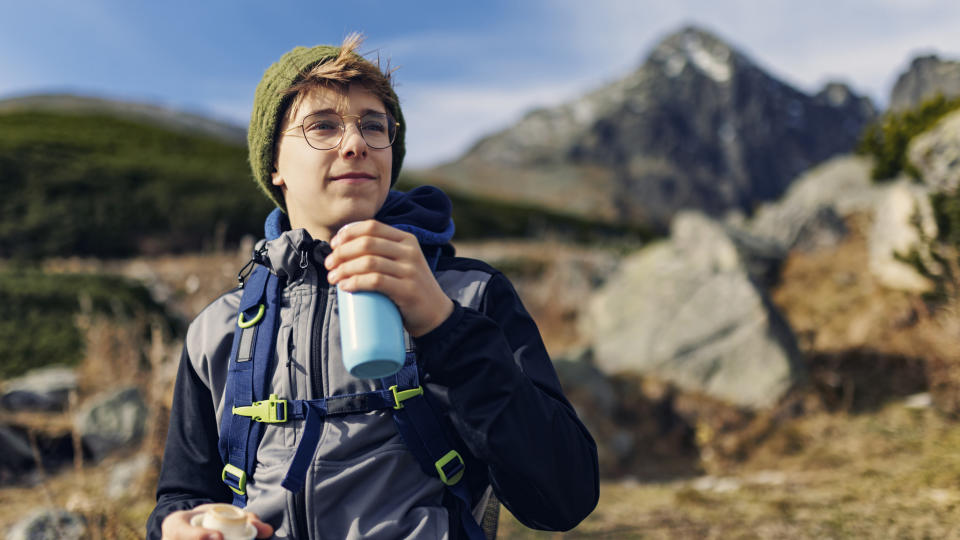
334, 202, 379, 225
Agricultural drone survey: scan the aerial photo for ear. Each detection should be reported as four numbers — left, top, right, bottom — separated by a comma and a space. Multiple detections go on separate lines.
271, 166, 284, 187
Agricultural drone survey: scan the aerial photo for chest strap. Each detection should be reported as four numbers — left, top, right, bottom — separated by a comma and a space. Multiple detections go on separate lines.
274, 378, 423, 493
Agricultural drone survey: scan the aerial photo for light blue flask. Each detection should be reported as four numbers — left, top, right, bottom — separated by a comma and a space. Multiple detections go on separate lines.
336, 287, 405, 379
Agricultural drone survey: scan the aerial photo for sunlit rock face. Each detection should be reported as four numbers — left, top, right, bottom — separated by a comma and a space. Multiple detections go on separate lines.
889, 55, 960, 113
429, 26, 876, 230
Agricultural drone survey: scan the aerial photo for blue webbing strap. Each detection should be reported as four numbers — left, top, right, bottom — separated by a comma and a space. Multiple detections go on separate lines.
280, 401, 323, 493
217, 265, 279, 507
279, 388, 413, 492
385, 354, 487, 540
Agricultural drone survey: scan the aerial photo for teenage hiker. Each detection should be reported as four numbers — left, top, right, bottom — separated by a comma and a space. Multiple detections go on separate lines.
147, 34, 599, 540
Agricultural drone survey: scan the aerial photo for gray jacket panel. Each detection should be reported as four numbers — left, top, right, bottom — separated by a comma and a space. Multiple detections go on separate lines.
184, 229, 496, 538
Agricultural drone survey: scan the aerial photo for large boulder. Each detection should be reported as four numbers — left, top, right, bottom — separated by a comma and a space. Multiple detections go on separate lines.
868, 181, 938, 293
75, 386, 147, 461
1, 366, 77, 412
582, 212, 804, 409
554, 352, 699, 479
738, 155, 882, 252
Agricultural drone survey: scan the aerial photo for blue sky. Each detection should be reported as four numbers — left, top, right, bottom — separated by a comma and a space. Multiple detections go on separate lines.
2, 1, 960, 167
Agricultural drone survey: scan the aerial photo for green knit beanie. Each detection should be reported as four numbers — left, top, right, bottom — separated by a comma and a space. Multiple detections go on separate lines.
248, 45, 406, 210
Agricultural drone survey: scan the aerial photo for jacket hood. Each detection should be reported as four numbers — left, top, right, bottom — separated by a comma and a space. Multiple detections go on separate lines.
257, 186, 455, 281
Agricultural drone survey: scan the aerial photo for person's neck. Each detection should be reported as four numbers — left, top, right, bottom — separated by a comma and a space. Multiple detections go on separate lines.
287, 218, 333, 243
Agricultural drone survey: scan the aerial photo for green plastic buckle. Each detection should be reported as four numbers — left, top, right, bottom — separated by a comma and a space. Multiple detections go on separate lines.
435, 450, 465, 486
232, 394, 287, 423
237, 304, 265, 328
222, 464, 247, 495
390, 385, 424, 409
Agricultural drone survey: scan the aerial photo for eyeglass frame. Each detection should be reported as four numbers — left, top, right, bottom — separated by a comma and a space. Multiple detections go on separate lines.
280, 111, 400, 151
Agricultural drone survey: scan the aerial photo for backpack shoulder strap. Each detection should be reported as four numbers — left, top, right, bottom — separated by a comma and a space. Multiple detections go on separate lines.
217, 264, 281, 507
384, 351, 488, 540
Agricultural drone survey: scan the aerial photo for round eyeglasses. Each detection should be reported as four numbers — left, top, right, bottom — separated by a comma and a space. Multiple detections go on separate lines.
282, 111, 399, 150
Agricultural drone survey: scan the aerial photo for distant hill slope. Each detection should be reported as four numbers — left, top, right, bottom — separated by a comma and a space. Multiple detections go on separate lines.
0, 93, 247, 143
0, 108, 272, 258
421, 26, 877, 230
0, 97, 639, 259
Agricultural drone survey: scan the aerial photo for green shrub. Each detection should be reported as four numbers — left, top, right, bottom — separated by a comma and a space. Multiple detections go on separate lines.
857, 95, 960, 181
0, 269, 178, 378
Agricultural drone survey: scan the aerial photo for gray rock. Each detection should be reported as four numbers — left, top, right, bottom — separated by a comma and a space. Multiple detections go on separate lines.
0, 425, 35, 478
909, 109, 960, 194
6, 508, 86, 540
1, 366, 77, 412
739, 155, 881, 252
868, 181, 938, 293
75, 386, 147, 461
791, 206, 848, 253
107, 454, 152, 499
582, 212, 804, 409
890, 55, 960, 112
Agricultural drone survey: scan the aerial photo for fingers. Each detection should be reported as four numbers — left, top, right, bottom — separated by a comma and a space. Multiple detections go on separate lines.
333, 271, 405, 295
325, 235, 416, 274
160, 507, 273, 540
325, 220, 423, 289
160, 508, 222, 540
330, 219, 408, 248
324, 218, 454, 336
247, 513, 275, 539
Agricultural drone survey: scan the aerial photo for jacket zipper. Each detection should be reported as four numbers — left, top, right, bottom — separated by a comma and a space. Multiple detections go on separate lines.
295, 242, 331, 539
310, 242, 331, 401
293, 489, 309, 539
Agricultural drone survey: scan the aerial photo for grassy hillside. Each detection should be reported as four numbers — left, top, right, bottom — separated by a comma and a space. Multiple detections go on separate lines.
0, 107, 650, 260
0, 110, 273, 258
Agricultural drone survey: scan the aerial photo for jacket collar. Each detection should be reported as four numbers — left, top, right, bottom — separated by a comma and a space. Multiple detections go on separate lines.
255, 186, 455, 281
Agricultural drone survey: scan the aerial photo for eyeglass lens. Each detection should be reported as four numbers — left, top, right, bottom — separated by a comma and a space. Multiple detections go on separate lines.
301, 112, 396, 150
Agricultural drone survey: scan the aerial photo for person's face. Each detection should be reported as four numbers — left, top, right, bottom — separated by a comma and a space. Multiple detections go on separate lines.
272, 83, 393, 242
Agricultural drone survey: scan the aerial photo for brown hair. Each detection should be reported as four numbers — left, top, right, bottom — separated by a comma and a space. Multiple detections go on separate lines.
281, 33, 397, 122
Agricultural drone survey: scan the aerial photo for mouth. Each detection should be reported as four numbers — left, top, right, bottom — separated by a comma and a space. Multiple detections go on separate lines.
330, 172, 377, 182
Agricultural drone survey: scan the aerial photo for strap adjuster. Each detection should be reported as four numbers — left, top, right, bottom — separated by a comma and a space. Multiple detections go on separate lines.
435, 450, 465, 486
390, 385, 424, 409
232, 394, 288, 423
222, 464, 247, 495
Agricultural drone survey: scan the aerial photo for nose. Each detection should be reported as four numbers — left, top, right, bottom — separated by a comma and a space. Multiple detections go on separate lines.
338, 121, 367, 159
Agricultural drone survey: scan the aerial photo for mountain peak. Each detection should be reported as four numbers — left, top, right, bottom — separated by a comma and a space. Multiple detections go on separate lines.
647, 25, 743, 84
426, 25, 876, 229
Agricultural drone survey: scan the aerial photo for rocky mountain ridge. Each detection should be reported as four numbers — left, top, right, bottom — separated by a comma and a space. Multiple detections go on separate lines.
423, 26, 877, 230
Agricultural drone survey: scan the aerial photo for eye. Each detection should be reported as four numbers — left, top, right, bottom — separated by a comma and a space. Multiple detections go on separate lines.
304, 115, 341, 132
360, 114, 388, 133
360, 118, 387, 133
